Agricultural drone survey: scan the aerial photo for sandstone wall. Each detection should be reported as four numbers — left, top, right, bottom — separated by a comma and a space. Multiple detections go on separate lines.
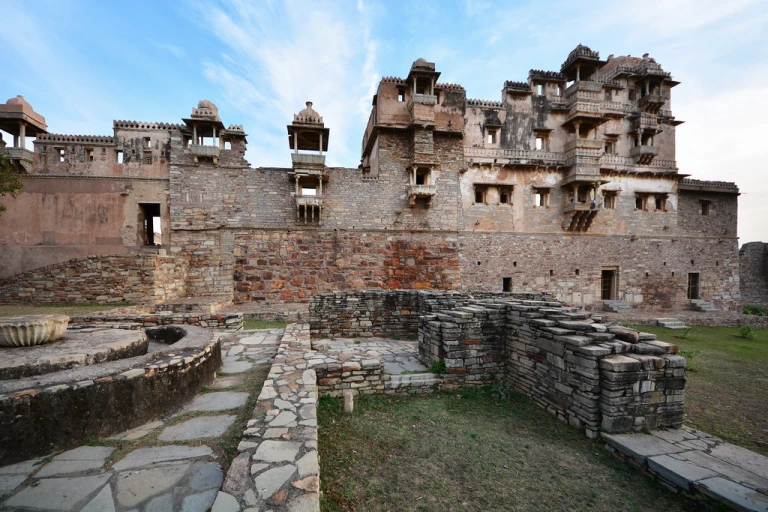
0, 253, 186, 304
739, 242, 768, 304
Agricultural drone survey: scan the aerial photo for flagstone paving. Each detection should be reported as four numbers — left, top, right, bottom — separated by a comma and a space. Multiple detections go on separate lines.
0, 328, 282, 512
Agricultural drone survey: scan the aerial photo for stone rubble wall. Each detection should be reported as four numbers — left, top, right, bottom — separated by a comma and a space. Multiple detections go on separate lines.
739, 242, 768, 304
69, 311, 243, 330
309, 290, 549, 339
0, 253, 187, 304
222, 323, 320, 511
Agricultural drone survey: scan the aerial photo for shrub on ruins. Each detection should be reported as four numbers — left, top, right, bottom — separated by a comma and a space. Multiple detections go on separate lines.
427, 359, 446, 374
742, 304, 768, 317
738, 325, 755, 340
0, 153, 23, 214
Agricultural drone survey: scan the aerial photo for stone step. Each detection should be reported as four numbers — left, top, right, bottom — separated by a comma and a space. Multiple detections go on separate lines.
602, 300, 632, 313
656, 318, 688, 330
691, 300, 719, 313
385, 373, 439, 389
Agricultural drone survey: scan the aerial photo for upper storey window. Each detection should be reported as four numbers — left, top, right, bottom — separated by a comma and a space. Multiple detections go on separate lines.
486, 128, 499, 146
700, 200, 711, 216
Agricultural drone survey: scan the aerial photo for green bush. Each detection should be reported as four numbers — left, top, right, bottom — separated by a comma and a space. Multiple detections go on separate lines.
678, 349, 702, 372
427, 360, 446, 374
738, 325, 755, 339
742, 304, 768, 316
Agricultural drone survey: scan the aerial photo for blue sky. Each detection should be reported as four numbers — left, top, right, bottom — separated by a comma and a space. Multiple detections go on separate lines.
1, 0, 766, 243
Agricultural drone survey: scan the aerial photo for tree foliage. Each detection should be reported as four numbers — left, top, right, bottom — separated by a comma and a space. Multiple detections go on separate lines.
0, 152, 23, 214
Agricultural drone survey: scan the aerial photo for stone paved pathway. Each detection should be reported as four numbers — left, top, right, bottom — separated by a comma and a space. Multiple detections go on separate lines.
604, 427, 768, 511
0, 328, 282, 512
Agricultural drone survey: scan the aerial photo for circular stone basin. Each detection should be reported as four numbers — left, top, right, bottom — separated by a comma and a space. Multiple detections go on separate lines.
0, 314, 69, 347
0, 328, 147, 380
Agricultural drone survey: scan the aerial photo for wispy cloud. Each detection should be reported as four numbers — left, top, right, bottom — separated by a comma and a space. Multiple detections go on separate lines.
152, 41, 186, 59
185, 0, 379, 167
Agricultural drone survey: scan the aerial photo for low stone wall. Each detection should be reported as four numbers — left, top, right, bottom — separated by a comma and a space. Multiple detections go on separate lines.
739, 242, 768, 304
0, 253, 187, 305
314, 358, 385, 397
221, 323, 320, 511
0, 325, 220, 464
418, 298, 684, 437
309, 290, 551, 339
70, 311, 243, 330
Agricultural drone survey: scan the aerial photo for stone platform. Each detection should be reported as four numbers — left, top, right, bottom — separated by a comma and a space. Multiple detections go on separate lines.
604, 427, 768, 511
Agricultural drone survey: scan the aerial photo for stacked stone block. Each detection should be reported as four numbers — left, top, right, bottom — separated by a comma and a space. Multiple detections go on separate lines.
314, 359, 385, 397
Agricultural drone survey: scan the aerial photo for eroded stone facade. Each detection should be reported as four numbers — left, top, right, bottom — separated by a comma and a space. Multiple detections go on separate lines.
0, 46, 741, 310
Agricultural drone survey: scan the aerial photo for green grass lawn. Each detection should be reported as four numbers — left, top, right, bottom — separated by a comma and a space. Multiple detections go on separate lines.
318, 389, 692, 512
242, 319, 288, 330
629, 324, 768, 456
0, 303, 130, 317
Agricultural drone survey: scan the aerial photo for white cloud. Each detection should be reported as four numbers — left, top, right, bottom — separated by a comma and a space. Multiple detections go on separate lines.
186, 0, 379, 168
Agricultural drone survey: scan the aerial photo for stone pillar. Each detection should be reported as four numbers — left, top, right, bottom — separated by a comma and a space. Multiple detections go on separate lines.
19, 123, 25, 149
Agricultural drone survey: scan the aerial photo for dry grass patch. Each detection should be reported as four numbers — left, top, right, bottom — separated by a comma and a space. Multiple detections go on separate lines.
0, 302, 130, 317
318, 388, 691, 512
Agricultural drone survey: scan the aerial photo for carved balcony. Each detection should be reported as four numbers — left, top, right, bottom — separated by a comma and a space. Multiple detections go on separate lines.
408, 184, 437, 207
630, 145, 659, 165
562, 202, 600, 232
291, 153, 326, 169
188, 144, 220, 166
564, 138, 603, 154
631, 114, 659, 132
407, 94, 437, 126
638, 93, 667, 113
0, 147, 34, 172
295, 195, 323, 207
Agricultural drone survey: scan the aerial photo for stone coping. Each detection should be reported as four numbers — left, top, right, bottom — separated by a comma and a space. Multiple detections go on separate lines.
0, 328, 147, 380
220, 323, 320, 511
603, 428, 768, 511
0, 325, 221, 464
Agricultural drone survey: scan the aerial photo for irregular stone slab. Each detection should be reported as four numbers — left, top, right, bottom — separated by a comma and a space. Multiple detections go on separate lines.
209, 375, 245, 389
695, 477, 768, 512
221, 360, 253, 374
287, 492, 320, 512
112, 445, 213, 470
222, 452, 250, 494
80, 483, 116, 512
708, 443, 768, 480
159, 415, 237, 441
602, 433, 684, 463
297, 450, 318, 477
4, 473, 110, 510
211, 490, 241, 512
401, 360, 427, 372
107, 420, 164, 441
36, 446, 115, 477
145, 493, 173, 512
681, 450, 768, 490
188, 461, 224, 491
253, 464, 296, 499
651, 429, 687, 444
648, 454, 719, 490
0, 474, 28, 495
253, 440, 302, 462
184, 392, 249, 412
116, 463, 190, 507
182, 489, 218, 512
384, 362, 405, 374
0, 457, 43, 475
269, 410, 298, 427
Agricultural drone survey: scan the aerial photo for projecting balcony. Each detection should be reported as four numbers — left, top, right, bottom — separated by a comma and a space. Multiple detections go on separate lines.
603, 101, 628, 117
0, 147, 34, 172
407, 94, 437, 126
408, 184, 437, 207
189, 144, 220, 166
638, 93, 667, 113
631, 114, 659, 132
630, 145, 659, 165
564, 138, 604, 154
564, 81, 603, 96
291, 153, 326, 167
562, 203, 600, 232
295, 195, 323, 207
563, 202, 599, 214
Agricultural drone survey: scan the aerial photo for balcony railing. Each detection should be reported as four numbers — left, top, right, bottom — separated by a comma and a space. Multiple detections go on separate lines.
631, 114, 658, 131
295, 195, 323, 207
564, 138, 603, 153
563, 202, 599, 214
464, 147, 566, 164
188, 144, 221, 158
638, 93, 667, 113
291, 153, 326, 166
1, 147, 34, 163
408, 184, 437, 196
564, 81, 603, 97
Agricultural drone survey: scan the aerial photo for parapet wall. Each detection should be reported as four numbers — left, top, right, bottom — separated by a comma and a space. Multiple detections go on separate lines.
0, 253, 187, 304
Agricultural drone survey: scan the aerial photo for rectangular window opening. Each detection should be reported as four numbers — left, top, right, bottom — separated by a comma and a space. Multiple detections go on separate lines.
603, 192, 616, 210
87, 149, 94, 162
498, 185, 513, 205
57, 148, 65, 163
116, 150, 124, 164
398, 89, 405, 102
474, 185, 487, 204
143, 137, 151, 149
687, 273, 700, 299
535, 137, 544, 150
537, 84, 544, 96
575, 269, 579, 276
301, 187, 317, 196
549, 269, 554, 276
701, 201, 711, 216
502, 277, 511, 292
534, 190, 549, 207
486, 128, 498, 145
224, 141, 232, 150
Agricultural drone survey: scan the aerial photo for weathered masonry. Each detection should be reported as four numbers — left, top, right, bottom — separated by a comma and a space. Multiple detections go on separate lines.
0, 46, 741, 311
